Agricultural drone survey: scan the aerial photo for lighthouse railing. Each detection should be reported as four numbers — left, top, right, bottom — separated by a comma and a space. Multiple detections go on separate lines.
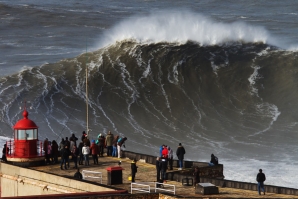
6, 140, 45, 158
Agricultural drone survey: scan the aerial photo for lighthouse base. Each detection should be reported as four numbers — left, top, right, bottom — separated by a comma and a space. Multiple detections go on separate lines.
7, 156, 45, 167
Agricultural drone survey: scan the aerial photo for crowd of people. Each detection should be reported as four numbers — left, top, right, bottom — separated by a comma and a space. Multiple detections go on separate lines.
42, 131, 127, 170
155, 143, 186, 185
154, 143, 222, 188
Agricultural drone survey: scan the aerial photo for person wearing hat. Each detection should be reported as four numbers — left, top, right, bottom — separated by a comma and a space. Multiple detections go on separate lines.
256, 169, 266, 195
90, 140, 98, 164
131, 158, 138, 182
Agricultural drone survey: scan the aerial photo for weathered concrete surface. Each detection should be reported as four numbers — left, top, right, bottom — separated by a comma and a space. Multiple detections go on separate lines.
0, 162, 119, 197
28, 155, 298, 198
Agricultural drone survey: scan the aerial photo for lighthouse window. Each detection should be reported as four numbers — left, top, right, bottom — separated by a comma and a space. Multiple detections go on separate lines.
27, 130, 33, 140
26, 129, 37, 140
17, 130, 26, 140
14, 129, 38, 140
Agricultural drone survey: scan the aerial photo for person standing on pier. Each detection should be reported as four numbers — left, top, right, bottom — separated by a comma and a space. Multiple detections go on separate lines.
90, 140, 99, 164
2, 144, 8, 162
43, 138, 49, 163
256, 169, 266, 195
78, 142, 84, 165
71, 145, 79, 169
105, 131, 114, 156
160, 155, 168, 182
97, 134, 105, 157
117, 137, 127, 158
51, 140, 59, 164
131, 158, 138, 182
61, 145, 70, 170
156, 157, 162, 185
112, 135, 119, 157
176, 143, 185, 170
193, 167, 200, 188
82, 143, 90, 166
167, 146, 173, 170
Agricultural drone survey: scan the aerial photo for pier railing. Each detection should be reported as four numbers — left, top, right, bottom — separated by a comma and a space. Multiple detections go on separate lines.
82, 170, 103, 184
130, 182, 175, 195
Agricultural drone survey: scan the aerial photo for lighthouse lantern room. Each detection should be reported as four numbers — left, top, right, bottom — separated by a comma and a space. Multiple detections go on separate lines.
6, 106, 44, 166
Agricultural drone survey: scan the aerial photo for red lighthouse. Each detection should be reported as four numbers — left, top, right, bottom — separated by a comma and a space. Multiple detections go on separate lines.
6, 108, 44, 166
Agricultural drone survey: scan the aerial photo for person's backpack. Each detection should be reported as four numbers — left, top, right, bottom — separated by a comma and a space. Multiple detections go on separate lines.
214, 156, 219, 165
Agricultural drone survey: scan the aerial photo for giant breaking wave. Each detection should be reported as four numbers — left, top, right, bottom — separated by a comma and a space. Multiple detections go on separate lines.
0, 41, 298, 163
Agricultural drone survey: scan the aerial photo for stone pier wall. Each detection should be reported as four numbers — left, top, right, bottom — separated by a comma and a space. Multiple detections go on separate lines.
0, 163, 123, 197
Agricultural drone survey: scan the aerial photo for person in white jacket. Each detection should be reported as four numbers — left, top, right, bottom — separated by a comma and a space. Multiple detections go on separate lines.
82, 143, 90, 166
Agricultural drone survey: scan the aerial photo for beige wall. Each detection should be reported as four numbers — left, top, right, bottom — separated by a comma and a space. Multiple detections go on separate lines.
0, 163, 116, 197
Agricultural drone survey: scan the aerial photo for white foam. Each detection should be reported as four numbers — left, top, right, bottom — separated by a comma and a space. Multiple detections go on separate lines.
97, 10, 278, 48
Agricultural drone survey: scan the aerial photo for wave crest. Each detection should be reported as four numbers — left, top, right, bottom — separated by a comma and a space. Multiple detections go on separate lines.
100, 10, 272, 46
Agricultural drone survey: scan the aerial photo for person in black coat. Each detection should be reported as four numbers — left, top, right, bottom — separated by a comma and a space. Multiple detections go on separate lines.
176, 143, 185, 170
60, 145, 70, 170
193, 167, 200, 188
256, 169, 266, 195
131, 158, 138, 182
160, 155, 167, 182
156, 157, 162, 183
74, 168, 83, 180
2, 144, 8, 162
208, 153, 218, 166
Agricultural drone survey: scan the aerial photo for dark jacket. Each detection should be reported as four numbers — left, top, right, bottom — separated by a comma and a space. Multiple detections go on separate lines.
193, 168, 200, 184
160, 157, 167, 171
256, 172, 266, 182
131, 161, 138, 174
72, 147, 79, 158
51, 141, 59, 155
74, 171, 83, 180
62, 147, 70, 159
156, 159, 161, 171
210, 154, 218, 165
98, 136, 105, 146
176, 146, 185, 160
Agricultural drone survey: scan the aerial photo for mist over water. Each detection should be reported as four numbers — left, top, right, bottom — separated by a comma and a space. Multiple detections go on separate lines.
1, 0, 298, 189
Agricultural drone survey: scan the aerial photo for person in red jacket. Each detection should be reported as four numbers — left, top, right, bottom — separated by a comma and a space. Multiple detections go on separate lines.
90, 140, 98, 164
161, 145, 168, 158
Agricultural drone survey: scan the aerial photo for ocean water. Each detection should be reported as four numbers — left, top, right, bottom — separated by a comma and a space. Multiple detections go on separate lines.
1, 0, 298, 188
